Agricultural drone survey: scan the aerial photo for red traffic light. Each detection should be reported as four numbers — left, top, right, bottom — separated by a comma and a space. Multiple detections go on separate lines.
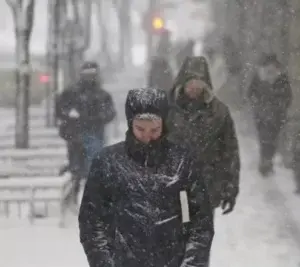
39, 74, 50, 83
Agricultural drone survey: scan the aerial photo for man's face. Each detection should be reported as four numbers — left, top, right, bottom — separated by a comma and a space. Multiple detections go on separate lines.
258, 64, 280, 83
132, 117, 163, 144
184, 79, 207, 99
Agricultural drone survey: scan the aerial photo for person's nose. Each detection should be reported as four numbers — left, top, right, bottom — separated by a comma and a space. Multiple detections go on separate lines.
142, 134, 151, 143
191, 87, 198, 93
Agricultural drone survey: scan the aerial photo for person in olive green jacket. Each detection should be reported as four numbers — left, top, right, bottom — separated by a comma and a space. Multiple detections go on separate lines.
167, 56, 240, 215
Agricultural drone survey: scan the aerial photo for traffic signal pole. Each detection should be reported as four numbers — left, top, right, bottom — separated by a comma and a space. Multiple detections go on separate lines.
146, 0, 157, 63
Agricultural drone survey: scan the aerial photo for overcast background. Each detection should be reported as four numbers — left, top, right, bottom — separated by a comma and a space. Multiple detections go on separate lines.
0, 1, 211, 66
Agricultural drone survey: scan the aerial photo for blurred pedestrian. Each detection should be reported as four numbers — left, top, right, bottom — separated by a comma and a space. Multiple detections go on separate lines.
247, 53, 292, 176
56, 61, 116, 204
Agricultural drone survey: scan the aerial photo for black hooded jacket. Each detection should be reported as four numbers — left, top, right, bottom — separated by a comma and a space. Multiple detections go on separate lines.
79, 88, 214, 267
56, 79, 116, 141
167, 56, 240, 208
247, 72, 292, 125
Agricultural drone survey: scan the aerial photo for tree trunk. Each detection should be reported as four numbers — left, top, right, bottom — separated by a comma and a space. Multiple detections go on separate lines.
117, 1, 127, 68
47, 0, 60, 127
45, 0, 52, 127
15, 31, 30, 148
82, 0, 91, 50
119, 0, 131, 67
7, 0, 35, 148
96, 0, 113, 70
46, 0, 58, 127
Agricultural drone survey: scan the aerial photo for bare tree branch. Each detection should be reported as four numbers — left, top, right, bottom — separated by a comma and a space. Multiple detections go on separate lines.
112, 0, 121, 14
82, 0, 91, 48
6, 0, 19, 22
5, 0, 36, 148
5, 0, 18, 9
71, 0, 80, 23
25, 0, 35, 41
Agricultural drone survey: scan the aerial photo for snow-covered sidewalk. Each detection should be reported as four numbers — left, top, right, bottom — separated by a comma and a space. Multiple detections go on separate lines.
211, 133, 300, 267
0, 221, 86, 267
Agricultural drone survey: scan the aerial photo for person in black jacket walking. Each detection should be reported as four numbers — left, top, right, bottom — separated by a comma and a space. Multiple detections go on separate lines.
247, 53, 292, 176
168, 56, 240, 214
56, 61, 116, 204
79, 88, 214, 267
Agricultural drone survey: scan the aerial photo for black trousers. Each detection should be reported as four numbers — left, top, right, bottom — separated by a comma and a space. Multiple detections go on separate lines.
67, 141, 86, 204
255, 118, 284, 162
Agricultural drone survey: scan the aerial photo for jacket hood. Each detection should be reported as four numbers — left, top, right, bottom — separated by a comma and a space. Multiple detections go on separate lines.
170, 56, 214, 104
125, 88, 169, 128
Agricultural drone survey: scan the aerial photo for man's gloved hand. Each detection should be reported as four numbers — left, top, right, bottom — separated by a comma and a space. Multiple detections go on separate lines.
221, 197, 236, 215
220, 183, 238, 215
68, 108, 80, 118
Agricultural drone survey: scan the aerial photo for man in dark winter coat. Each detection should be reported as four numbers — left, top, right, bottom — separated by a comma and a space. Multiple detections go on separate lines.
79, 88, 214, 267
147, 56, 173, 92
168, 56, 240, 215
56, 61, 116, 203
247, 53, 292, 176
